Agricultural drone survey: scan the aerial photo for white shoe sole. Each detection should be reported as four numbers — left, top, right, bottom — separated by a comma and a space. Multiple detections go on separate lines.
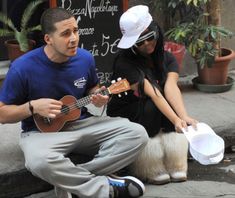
170, 171, 187, 182
148, 173, 170, 185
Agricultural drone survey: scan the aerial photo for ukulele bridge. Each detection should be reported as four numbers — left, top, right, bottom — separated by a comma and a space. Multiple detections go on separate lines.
43, 117, 52, 125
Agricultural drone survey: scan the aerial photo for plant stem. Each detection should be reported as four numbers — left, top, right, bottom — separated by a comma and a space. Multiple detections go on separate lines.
207, 0, 221, 56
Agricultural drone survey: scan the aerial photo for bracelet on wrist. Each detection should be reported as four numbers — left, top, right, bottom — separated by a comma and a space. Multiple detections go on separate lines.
28, 101, 34, 115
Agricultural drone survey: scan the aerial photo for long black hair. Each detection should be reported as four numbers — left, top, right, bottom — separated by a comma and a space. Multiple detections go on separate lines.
149, 21, 165, 80
134, 21, 165, 98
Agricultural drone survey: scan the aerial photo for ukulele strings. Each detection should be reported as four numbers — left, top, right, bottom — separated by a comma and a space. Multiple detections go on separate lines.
57, 90, 108, 117
60, 98, 89, 114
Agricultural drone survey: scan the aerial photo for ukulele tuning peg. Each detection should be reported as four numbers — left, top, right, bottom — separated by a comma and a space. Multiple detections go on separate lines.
118, 94, 121, 97
124, 92, 128, 95
117, 77, 122, 81
111, 80, 116, 84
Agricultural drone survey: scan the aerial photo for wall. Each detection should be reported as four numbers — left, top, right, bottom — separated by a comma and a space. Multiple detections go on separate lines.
221, 0, 235, 70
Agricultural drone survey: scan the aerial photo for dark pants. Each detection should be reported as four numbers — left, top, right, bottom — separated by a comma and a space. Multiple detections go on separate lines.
107, 99, 175, 137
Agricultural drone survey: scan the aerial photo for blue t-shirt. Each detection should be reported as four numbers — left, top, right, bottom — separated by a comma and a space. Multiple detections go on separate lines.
0, 46, 98, 131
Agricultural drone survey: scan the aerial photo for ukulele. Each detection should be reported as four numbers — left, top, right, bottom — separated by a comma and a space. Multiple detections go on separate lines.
33, 78, 130, 133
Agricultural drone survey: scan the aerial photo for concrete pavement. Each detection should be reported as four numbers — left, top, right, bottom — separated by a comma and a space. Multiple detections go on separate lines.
1, 70, 235, 198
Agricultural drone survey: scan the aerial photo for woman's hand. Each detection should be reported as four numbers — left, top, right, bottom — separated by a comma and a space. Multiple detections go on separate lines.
174, 117, 187, 133
182, 115, 198, 130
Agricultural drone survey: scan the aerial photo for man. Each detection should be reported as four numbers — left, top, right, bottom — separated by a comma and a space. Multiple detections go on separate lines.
0, 7, 148, 198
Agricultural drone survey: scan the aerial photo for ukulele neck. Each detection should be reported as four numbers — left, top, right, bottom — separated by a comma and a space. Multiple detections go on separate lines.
75, 89, 109, 108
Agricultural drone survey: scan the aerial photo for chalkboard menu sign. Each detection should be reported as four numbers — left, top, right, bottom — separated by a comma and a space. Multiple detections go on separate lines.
49, 0, 128, 85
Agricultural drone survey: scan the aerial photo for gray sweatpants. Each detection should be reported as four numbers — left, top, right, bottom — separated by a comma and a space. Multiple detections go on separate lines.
19, 116, 148, 198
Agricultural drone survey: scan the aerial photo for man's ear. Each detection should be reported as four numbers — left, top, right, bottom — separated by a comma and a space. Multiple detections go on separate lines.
44, 34, 52, 45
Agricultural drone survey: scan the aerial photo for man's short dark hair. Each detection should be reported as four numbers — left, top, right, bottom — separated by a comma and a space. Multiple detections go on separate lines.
40, 7, 75, 35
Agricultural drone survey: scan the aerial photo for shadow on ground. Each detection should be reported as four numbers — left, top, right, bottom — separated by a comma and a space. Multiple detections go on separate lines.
188, 152, 235, 184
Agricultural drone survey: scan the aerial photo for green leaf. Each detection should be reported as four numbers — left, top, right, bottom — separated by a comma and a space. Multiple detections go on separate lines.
197, 39, 204, 48
21, 0, 45, 30
15, 31, 28, 52
27, 25, 42, 32
0, 29, 14, 37
186, 0, 193, 5
210, 28, 217, 39
193, 0, 198, 6
0, 13, 17, 32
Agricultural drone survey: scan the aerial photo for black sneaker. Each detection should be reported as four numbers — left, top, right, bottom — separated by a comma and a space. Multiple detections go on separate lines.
108, 175, 145, 198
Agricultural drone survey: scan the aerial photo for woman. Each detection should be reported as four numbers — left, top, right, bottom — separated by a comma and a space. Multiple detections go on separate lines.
107, 5, 197, 185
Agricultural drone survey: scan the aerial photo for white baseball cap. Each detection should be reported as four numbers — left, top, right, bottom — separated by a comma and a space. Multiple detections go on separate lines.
182, 122, 224, 165
118, 5, 153, 49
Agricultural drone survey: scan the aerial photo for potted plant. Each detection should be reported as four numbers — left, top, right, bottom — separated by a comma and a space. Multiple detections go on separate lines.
165, 0, 235, 88
164, 41, 186, 72
142, 0, 195, 73
0, 0, 45, 61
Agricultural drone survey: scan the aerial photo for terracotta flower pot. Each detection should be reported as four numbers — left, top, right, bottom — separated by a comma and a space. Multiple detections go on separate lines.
4, 39, 36, 61
197, 48, 235, 85
164, 42, 186, 72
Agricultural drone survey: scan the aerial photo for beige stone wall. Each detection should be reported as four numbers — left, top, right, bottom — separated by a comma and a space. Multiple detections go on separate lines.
221, 0, 235, 70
